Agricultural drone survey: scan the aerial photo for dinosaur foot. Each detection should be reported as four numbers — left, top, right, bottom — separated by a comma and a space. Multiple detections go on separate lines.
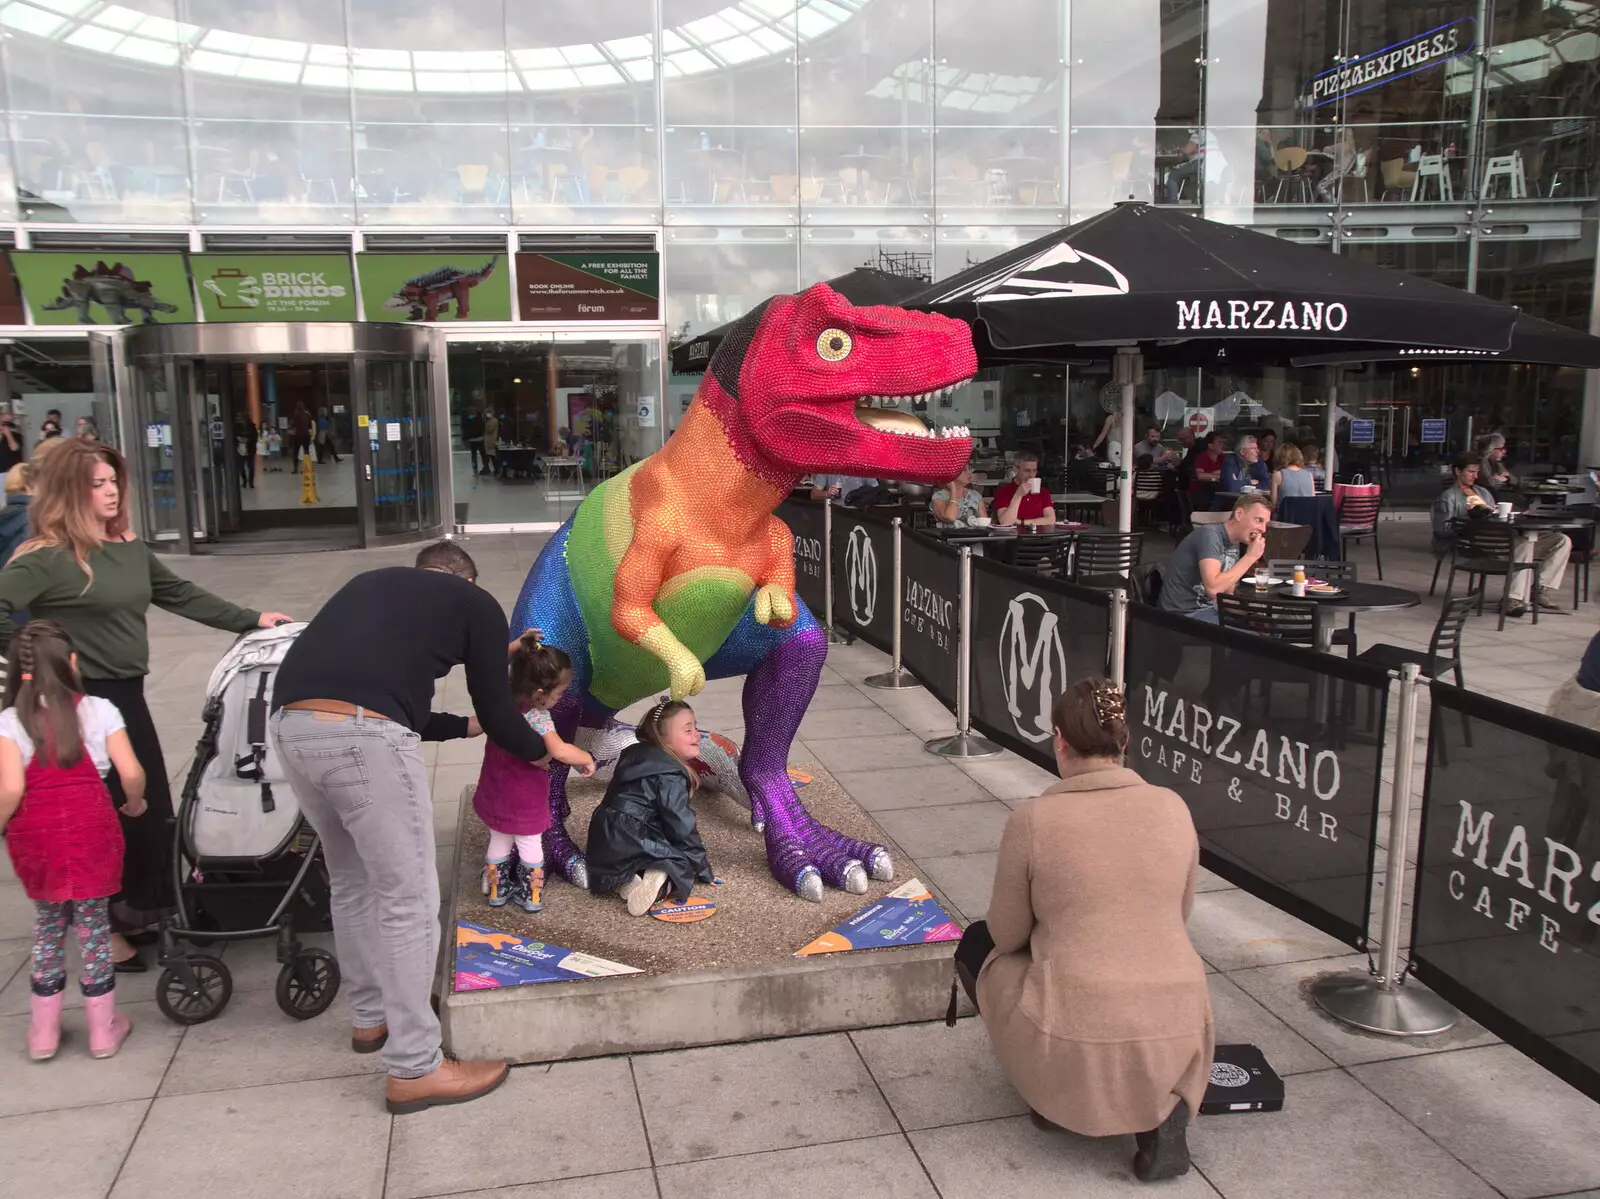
541, 825, 589, 891
795, 866, 824, 904
867, 846, 894, 882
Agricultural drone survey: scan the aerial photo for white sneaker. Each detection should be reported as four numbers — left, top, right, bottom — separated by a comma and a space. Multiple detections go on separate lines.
621, 868, 669, 917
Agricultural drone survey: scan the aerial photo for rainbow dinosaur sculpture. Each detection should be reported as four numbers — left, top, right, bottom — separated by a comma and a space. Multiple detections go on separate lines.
512, 284, 976, 900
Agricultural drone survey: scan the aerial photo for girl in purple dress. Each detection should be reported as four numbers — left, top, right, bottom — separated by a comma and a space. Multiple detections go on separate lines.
474, 633, 595, 912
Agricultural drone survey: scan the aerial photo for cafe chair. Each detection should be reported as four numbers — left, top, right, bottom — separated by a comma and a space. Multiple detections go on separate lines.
1269, 558, 1359, 656
1132, 468, 1169, 530
1272, 147, 1312, 203
1481, 151, 1528, 200
1002, 532, 1075, 575
1217, 593, 1323, 721
1380, 157, 1417, 201
1443, 520, 1539, 631
1429, 518, 1466, 596
1566, 520, 1594, 609
1337, 492, 1384, 580
1128, 562, 1163, 606
1413, 153, 1454, 201
1357, 596, 1475, 755
1071, 531, 1144, 587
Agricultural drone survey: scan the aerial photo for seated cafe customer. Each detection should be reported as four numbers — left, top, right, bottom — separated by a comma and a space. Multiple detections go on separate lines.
808, 474, 877, 504
1478, 433, 1516, 496
1431, 453, 1568, 618
1157, 493, 1271, 623
1271, 443, 1315, 508
1220, 434, 1270, 494
931, 463, 987, 526
1188, 432, 1226, 508
1131, 427, 1171, 467
993, 451, 1056, 530
956, 679, 1212, 1182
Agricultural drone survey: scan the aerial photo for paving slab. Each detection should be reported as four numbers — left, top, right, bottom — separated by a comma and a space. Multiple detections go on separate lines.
871, 801, 1012, 859
385, 1058, 650, 1199
0, 1099, 149, 1199
427, 1171, 657, 1199
1186, 888, 1351, 971
656, 1133, 938, 1197
630, 1033, 898, 1164
829, 763, 994, 812
0, 1000, 182, 1117
915, 851, 998, 921
850, 1016, 1028, 1131
112, 1074, 391, 1199
1353, 1044, 1600, 1199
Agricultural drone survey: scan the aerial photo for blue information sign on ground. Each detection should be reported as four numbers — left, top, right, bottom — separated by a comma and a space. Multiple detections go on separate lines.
453, 922, 641, 990
794, 879, 962, 956
1420, 418, 1448, 444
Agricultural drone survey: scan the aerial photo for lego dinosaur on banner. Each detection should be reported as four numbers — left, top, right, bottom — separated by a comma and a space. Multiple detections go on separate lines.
512, 284, 976, 901
385, 255, 499, 321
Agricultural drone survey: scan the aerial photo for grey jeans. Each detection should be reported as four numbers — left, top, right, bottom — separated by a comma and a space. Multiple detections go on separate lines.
271, 708, 442, 1079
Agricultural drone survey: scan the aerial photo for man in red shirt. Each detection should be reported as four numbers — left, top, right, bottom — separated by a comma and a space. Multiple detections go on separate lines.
1189, 432, 1226, 509
993, 451, 1056, 529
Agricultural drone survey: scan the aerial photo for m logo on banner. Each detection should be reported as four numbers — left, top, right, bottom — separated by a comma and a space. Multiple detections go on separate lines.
1000, 593, 1066, 743
844, 525, 877, 625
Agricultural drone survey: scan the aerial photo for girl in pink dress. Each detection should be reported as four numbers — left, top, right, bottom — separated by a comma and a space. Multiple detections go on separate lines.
0, 621, 147, 1061
474, 633, 595, 912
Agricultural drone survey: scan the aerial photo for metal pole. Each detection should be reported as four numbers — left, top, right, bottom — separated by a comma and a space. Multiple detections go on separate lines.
1324, 369, 1340, 482
1108, 588, 1128, 688
866, 518, 918, 689
823, 498, 849, 645
1311, 664, 1459, 1035
926, 547, 1001, 759
1115, 346, 1140, 534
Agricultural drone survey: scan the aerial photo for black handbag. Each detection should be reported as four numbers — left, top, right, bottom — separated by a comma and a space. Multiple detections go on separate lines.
945, 920, 994, 1026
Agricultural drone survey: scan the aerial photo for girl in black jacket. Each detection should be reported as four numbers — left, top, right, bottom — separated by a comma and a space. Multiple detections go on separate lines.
587, 700, 713, 916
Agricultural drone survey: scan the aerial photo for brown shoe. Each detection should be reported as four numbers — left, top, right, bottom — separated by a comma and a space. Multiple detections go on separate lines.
385, 1058, 510, 1115
352, 1024, 388, 1054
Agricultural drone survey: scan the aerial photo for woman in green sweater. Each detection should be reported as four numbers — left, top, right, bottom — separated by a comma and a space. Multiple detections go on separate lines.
0, 440, 292, 970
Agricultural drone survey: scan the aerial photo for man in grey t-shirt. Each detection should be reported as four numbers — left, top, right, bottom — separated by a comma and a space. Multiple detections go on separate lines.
1158, 494, 1271, 623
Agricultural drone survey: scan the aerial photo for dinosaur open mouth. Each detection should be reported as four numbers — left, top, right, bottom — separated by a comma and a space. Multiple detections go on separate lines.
855, 388, 970, 440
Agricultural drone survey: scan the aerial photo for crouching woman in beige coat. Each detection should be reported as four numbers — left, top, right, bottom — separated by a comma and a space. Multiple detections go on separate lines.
961, 679, 1213, 1182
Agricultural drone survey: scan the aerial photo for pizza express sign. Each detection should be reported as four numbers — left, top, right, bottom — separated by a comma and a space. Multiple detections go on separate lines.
1302, 17, 1476, 109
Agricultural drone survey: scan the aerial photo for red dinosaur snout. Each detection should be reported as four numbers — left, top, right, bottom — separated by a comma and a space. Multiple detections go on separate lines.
739, 284, 977, 485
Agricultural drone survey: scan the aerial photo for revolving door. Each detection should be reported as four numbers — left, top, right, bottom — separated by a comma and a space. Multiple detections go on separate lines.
112, 323, 446, 553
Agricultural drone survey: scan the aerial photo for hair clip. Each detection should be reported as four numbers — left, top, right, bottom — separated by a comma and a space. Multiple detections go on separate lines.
1091, 683, 1125, 729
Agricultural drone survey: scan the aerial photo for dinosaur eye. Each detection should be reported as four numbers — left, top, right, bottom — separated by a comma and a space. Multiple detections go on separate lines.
816, 328, 852, 362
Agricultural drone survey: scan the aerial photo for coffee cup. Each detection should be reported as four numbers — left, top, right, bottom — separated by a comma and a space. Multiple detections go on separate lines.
970, 515, 992, 528
1496, 501, 1514, 520
1026, 477, 1042, 495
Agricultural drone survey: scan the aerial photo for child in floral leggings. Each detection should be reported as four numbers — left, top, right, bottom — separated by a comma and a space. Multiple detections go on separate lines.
0, 622, 147, 1061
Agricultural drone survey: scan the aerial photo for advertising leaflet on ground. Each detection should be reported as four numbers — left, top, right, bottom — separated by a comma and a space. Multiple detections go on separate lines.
516, 252, 659, 321
1410, 688, 1600, 1102
1124, 604, 1388, 950
794, 879, 961, 956
453, 921, 641, 990
12, 251, 195, 325
355, 253, 510, 323
191, 253, 357, 322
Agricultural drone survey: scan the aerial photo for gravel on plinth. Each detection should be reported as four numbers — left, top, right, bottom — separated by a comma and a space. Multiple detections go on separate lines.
452, 762, 947, 977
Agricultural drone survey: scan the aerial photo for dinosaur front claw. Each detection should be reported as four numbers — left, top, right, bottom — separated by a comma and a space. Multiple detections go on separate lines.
796, 866, 824, 903
753, 584, 796, 628
842, 862, 869, 895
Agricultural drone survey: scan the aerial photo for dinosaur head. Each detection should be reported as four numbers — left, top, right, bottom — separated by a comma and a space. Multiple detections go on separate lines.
711, 284, 977, 484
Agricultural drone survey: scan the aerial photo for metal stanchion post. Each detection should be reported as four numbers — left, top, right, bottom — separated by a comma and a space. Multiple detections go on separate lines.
1108, 588, 1128, 688
1311, 663, 1459, 1035
866, 517, 919, 689
823, 498, 850, 645
926, 547, 1002, 759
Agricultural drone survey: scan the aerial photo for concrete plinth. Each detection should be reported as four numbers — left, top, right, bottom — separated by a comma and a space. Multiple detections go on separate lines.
440, 765, 974, 1063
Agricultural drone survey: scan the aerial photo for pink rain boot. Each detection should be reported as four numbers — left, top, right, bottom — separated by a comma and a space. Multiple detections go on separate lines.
84, 990, 131, 1060
27, 991, 63, 1061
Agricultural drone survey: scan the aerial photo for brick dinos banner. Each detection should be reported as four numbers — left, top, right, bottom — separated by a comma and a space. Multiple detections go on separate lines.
899, 532, 961, 709
776, 499, 827, 622
1124, 604, 1388, 950
829, 510, 897, 653
1410, 687, 1600, 1102
968, 557, 1110, 767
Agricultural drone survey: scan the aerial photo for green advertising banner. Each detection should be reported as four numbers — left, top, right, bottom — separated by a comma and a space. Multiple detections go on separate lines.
191, 253, 357, 322
13, 251, 194, 325
356, 253, 509, 323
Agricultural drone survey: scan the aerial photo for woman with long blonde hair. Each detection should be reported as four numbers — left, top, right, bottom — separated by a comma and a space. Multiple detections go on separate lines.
0, 439, 293, 970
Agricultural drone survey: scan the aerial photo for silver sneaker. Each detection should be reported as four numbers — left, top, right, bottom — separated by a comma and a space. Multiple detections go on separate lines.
620, 868, 669, 917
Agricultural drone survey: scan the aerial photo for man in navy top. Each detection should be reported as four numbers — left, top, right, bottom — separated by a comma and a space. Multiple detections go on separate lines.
1220, 434, 1271, 493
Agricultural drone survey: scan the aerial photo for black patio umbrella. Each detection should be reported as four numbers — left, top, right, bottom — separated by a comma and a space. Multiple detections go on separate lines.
670, 267, 930, 373
902, 202, 1520, 367
1289, 311, 1600, 369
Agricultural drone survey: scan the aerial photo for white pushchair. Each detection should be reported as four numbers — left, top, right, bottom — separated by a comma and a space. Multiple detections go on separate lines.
156, 622, 341, 1025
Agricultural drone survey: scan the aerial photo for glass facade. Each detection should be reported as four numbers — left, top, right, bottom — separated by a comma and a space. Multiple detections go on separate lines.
0, 0, 1591, 508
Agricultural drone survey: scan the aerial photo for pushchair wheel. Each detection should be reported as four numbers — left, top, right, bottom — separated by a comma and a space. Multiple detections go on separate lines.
276, 948, 340, 1020
156, 954, 233, 1025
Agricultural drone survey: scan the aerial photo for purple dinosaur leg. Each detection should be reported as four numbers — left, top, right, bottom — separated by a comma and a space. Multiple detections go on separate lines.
539, 690, 609, 888
739, 617, 892, 900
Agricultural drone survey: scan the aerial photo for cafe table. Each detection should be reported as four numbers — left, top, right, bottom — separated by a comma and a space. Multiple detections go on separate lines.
1247, 577, 1421, 654
1511, 513, 1596, 608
